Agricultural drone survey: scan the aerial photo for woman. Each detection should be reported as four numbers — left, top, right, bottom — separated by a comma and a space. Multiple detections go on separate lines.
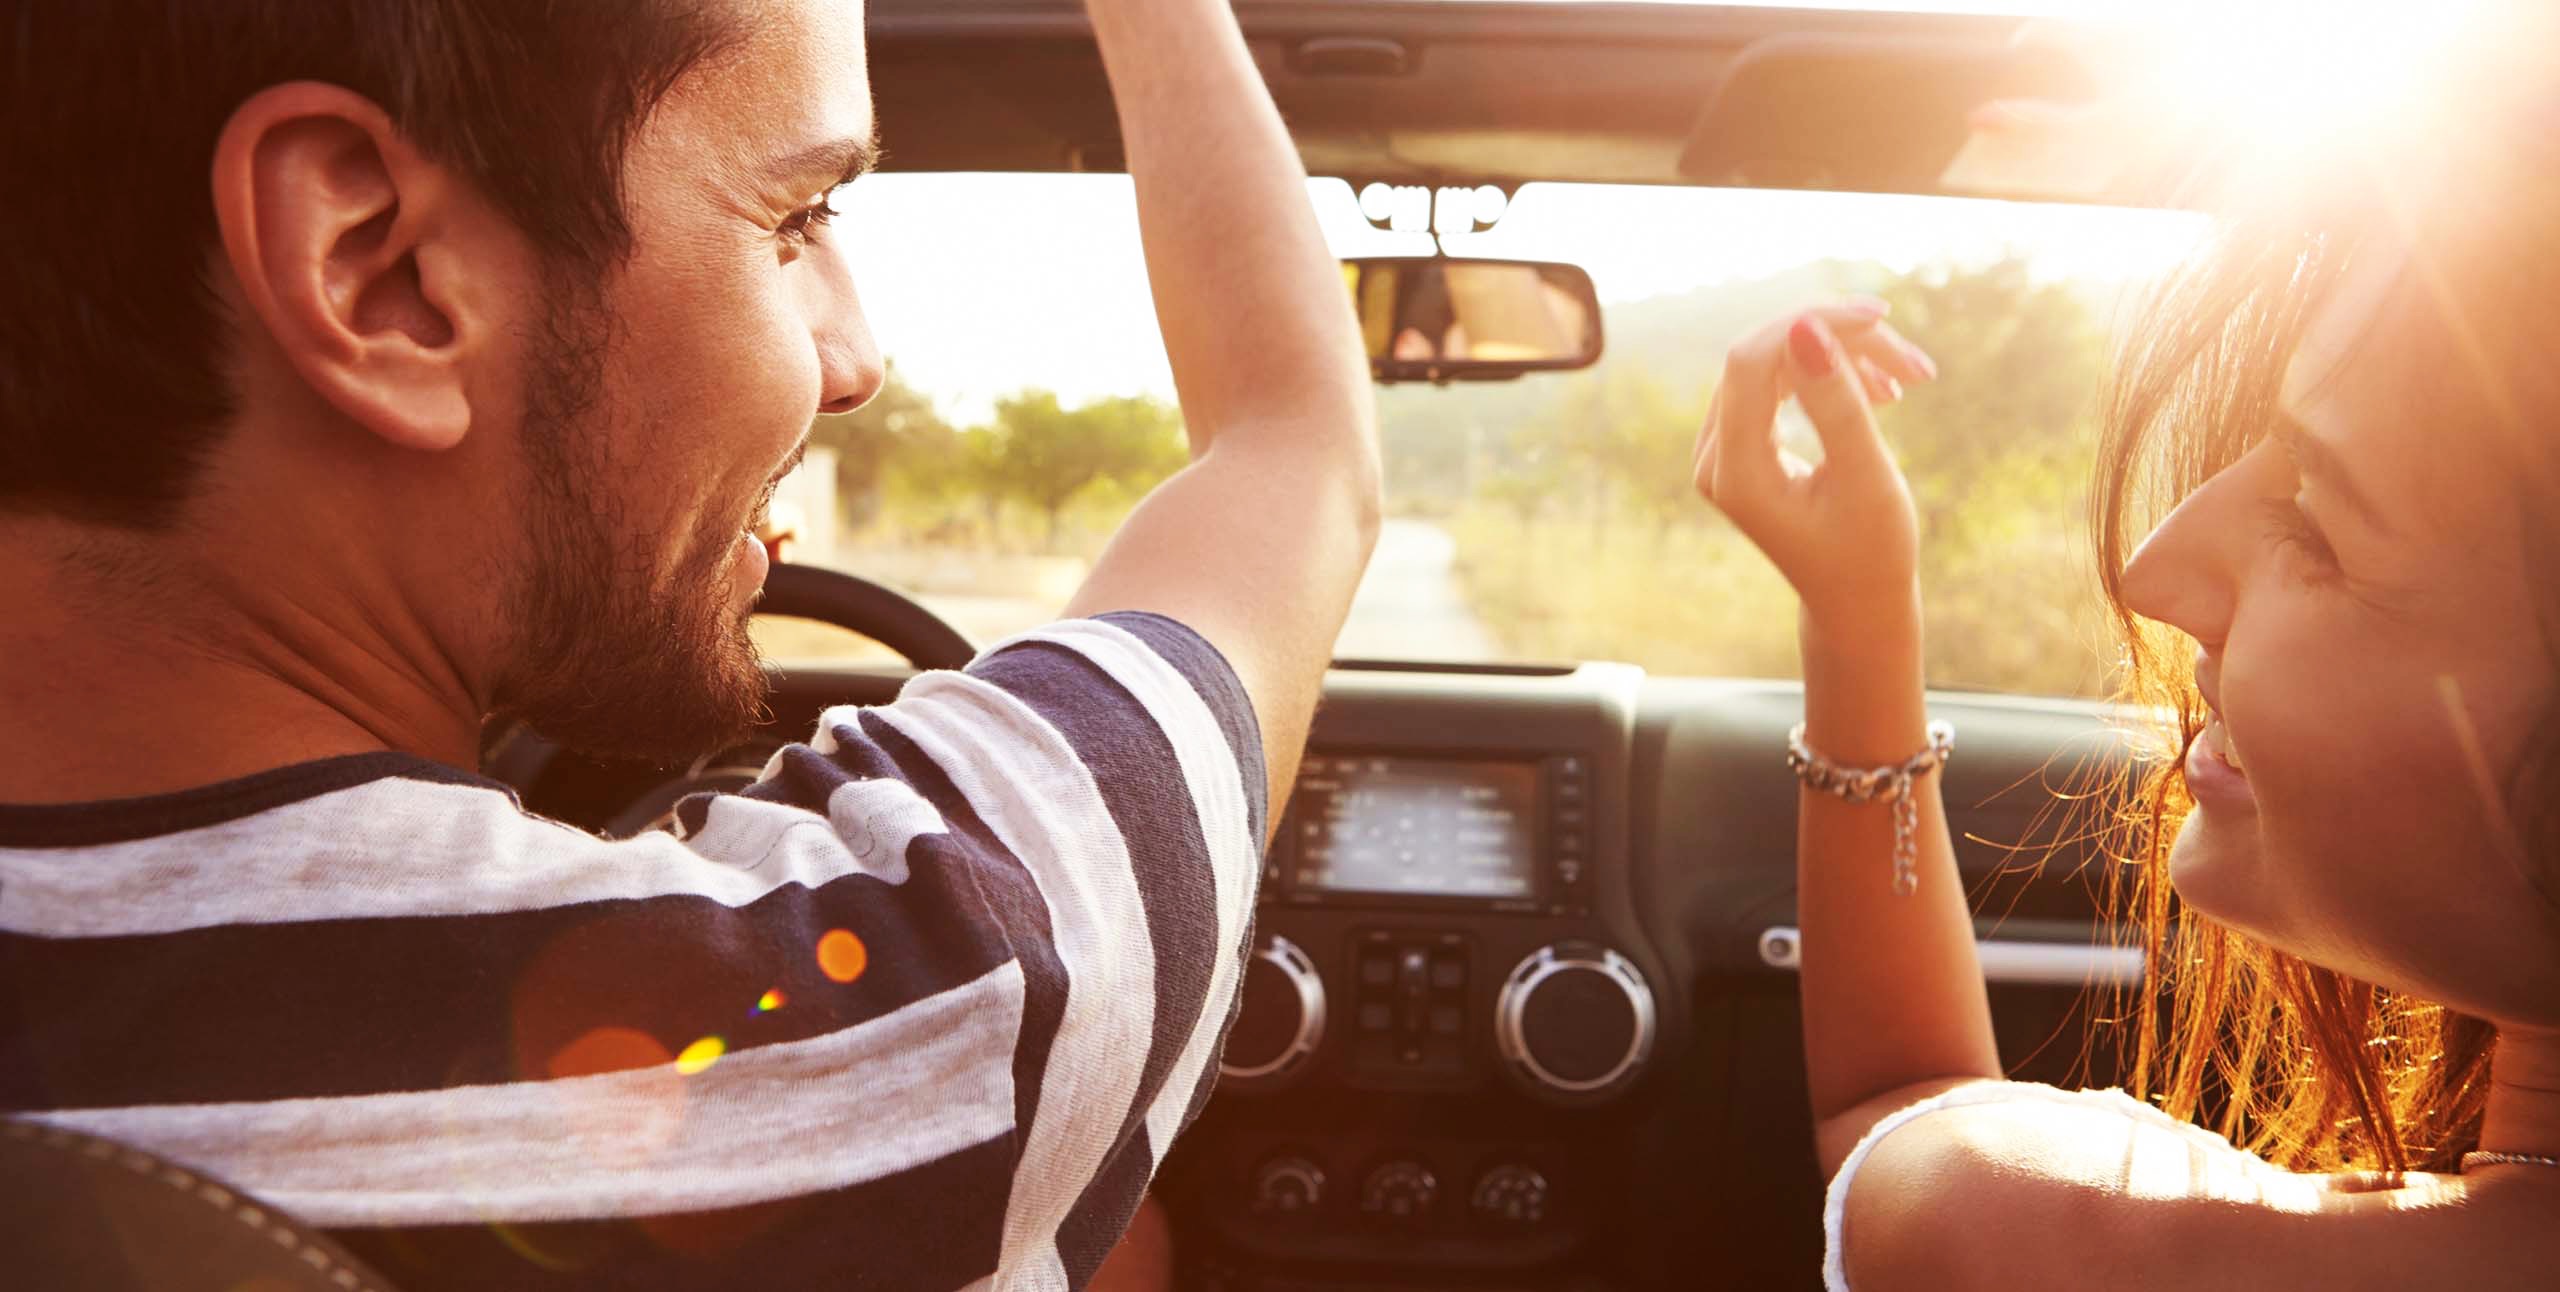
1691, 21, 2560, 1290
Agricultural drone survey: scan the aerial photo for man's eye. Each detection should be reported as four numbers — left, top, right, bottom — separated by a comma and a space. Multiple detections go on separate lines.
778, 194, 842, 246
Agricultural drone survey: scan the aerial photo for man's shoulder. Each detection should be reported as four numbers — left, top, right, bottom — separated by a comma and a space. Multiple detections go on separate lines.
912, 611, 1268, 844
0, 755, 747, 942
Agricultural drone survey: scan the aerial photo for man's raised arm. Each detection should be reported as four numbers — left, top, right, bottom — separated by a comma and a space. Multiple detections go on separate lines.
1061, 0, 1383, 824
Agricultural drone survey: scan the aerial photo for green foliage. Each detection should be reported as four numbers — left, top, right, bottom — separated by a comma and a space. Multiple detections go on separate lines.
1876, 260, 2107, 531
822, 256, 2118, 696
841, 385, 1189, 555
1441, 255, 2120, 697
977, 391, 1189, 548
806, 361, 954, 527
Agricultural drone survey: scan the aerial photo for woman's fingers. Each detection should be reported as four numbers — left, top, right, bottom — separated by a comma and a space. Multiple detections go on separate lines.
1855, 355, 1903, 406
1835, 319, 1937, 385
1785, 316, 1896, 480
1705, 345, 1786, 511
1696, 300, 1936, 511
1689, 390, 1722, 497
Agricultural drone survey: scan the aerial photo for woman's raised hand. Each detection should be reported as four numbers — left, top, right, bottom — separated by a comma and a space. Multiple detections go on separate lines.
1690, 302, 1939, 632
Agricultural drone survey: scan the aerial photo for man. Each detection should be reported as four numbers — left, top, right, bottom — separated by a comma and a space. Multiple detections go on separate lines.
0, 0, 1380, 1288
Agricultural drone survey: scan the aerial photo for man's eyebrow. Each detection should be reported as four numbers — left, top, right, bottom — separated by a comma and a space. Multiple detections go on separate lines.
2272, 411, 2394, 537
759, 131, 883, 190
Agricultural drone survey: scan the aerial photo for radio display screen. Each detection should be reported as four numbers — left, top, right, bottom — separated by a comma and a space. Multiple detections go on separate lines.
1289, 755, 1542, 900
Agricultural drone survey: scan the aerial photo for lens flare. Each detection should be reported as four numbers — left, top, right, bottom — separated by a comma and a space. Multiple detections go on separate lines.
817, 929, 869, 984
675, 1036, 727, 1075
545, 1027, 672, 1081
754, 988, 787, 1014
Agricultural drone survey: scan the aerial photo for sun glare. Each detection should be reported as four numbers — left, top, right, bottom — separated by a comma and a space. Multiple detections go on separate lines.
2112, 0, 2510, 185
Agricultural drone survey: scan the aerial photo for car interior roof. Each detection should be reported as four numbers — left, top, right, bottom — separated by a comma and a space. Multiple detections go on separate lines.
866, 0, 2104, 201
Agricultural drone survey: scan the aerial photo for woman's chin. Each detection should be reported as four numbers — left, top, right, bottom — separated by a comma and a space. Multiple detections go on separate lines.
2163, 812, 2262, 930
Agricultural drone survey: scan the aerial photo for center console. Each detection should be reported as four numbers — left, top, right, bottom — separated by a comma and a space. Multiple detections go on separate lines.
1226, 750, 1653, 1105
1165, 664, 1675, 1292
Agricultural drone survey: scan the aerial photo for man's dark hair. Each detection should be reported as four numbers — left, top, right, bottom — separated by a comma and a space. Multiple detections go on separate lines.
0, 1, 738, 529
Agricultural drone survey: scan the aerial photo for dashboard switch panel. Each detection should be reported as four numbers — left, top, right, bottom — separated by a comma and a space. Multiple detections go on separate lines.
1347, 929, 1471, 1084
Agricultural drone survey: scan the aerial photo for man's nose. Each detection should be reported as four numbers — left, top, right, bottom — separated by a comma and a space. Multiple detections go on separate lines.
816, 324, 885, 416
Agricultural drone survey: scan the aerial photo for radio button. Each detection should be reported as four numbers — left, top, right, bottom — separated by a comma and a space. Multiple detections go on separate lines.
1358, 954, 1396, 988
1429, 953, 1467, 991
1358, 1002, 1392, 1032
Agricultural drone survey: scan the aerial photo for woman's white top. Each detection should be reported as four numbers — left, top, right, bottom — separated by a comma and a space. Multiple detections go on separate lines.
1821, 1081, 2271, 1292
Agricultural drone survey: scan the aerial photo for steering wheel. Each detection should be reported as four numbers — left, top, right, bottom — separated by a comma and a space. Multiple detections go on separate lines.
757, 561, 977, 673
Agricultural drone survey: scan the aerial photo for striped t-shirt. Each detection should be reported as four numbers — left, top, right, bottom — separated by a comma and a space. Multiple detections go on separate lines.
0, 612, 1267, 1292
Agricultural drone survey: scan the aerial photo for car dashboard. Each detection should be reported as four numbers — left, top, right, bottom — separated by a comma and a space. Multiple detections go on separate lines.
507, 659, 2143, 1292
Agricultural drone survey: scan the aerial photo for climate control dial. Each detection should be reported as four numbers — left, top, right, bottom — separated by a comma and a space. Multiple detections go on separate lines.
1249, 1156, 1327, 1215
1359, 1160, 1440, 1222
1470, 1163, 1551, 1228
1494, 942, 1657, 1103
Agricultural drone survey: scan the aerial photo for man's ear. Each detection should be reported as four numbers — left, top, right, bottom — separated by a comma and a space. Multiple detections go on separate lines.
210, 83, 511, 453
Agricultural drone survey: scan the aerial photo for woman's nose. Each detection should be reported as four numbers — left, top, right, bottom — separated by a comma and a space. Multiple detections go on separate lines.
2119, 442, 2284, 646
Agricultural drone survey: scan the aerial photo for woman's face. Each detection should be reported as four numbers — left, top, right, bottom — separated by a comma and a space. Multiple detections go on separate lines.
2120, 251, 2560, 1026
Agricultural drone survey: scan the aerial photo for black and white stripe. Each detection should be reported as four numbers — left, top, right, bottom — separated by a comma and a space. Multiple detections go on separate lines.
0, 612, 1264, 1292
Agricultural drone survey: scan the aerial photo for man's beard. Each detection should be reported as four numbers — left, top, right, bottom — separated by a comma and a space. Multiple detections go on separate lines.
488, 283, 770, 765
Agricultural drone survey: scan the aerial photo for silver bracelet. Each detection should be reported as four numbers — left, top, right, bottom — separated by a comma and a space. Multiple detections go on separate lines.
1786, 721, 1955, 896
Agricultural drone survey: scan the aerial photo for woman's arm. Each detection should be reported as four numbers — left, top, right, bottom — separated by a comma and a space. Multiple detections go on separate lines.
1689, 307, 2002, 1175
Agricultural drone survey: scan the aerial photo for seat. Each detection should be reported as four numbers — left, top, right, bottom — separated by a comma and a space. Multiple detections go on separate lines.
0, 1116, 398, 1291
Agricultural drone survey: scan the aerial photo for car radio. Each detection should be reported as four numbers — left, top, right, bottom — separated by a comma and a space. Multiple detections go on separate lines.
1260, 751, 1594, 918
1226, 746, 1653, 1108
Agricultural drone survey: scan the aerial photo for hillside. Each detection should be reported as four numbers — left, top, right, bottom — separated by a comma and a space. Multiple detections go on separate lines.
1376, 259, 1895, 506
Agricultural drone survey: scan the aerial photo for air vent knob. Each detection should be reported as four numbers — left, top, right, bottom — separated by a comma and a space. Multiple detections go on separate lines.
1219, 935, 1327, 1090
1493, 942, 1656, 1103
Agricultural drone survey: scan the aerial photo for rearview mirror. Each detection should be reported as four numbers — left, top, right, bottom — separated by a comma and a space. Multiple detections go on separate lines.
1344, 257, 1604, 384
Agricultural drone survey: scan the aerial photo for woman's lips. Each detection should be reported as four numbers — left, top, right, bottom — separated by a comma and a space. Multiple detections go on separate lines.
2184, 717, 2255, 811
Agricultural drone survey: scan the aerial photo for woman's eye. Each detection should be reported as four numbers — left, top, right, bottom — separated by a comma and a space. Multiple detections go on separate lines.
2262, 497, 2340, 580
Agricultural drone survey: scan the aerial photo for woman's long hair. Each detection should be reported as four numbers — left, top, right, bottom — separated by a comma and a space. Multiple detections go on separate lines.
2084, 41, 2560, 1172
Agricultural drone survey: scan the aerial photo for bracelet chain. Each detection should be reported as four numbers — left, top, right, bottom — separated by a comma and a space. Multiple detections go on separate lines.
1786, 720, 1955, 896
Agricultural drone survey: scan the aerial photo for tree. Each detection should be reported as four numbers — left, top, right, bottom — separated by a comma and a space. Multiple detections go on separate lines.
1874, 258, 2108, 534
881, 421, 1000, 544
806, 361, 953, 527
981, 391, 1188, 550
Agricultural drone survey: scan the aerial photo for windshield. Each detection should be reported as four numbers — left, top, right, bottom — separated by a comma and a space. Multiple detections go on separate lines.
752, 175, 2204, 698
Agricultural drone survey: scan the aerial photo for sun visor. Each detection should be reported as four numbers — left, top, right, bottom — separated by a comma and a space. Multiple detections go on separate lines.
1676, 33, 2103, 202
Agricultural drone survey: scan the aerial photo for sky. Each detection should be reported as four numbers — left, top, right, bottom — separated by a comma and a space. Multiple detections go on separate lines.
1419, 0, 2084, 10
834, 175, 2205, 424
834, 0, 2494, 422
